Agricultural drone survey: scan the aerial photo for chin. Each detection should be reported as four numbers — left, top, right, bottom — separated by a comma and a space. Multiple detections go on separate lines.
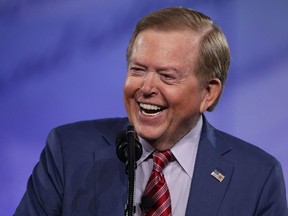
135, 125, 163, 141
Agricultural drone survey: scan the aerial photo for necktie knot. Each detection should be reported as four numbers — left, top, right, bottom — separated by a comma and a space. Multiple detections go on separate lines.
153, 151, 173, 173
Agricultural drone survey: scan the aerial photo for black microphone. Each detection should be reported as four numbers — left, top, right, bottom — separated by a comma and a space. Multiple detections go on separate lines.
116, 126, 143, 216
115, 126, 143, 163
140, 195, 154, 212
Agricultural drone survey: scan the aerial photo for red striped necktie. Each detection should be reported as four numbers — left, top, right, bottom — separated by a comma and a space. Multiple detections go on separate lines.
142, 151, 173, 216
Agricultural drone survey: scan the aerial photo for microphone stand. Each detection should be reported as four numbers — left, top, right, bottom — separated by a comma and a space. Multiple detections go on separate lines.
125, 126, 137, 216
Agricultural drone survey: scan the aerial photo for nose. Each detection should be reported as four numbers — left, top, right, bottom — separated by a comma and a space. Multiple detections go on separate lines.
140, 71, 158, 97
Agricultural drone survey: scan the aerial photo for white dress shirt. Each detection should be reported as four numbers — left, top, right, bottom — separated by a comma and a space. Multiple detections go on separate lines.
134, 116, 203, 215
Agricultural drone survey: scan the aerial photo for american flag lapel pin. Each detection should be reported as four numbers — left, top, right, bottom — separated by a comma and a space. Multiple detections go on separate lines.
211, 169, 225, 182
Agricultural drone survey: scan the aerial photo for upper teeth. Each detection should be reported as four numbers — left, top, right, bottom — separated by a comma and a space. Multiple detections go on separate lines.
140, 103, 161, 111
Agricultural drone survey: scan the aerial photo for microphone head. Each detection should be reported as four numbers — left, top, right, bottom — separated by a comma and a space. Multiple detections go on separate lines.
115, 130, 128, 162
115, 126, 143, 163
140, 195, 154, 212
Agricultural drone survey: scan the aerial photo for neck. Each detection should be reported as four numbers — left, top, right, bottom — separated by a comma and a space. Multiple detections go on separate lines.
146, 114, 202, 151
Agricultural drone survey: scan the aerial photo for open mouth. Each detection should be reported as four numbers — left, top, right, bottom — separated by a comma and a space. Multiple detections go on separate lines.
139, 103, 165, 116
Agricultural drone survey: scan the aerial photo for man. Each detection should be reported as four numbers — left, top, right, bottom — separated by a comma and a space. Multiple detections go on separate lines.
15, 6, 287, 216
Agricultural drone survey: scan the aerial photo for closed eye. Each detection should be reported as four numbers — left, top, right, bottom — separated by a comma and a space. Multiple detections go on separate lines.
159, 71, 177, 84
131, 67, 144, 71
161, 74, 175, 79
129, 66, 146, 75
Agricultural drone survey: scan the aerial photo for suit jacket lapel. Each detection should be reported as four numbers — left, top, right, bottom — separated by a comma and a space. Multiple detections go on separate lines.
185, 117, 234, 216
92, 118, 130, 215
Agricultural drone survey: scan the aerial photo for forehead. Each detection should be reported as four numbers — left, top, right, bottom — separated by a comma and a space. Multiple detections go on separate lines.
130, 29, 201, 68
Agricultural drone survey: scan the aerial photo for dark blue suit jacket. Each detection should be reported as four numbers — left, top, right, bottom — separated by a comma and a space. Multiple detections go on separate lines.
15, 117, 288, 215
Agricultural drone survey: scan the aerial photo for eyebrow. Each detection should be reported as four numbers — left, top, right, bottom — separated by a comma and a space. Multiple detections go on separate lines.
130, 60, 179, 72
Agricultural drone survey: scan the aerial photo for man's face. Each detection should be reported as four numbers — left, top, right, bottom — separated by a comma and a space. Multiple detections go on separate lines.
124, 29, 209, 150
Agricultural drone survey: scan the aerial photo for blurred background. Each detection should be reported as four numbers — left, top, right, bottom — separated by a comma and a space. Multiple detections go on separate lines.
1, 0, 287, 214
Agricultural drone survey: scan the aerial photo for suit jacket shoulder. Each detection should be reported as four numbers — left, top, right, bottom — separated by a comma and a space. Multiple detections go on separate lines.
15, 117, 130, 216
213, 125, 277, 167
185, 117, 288, 216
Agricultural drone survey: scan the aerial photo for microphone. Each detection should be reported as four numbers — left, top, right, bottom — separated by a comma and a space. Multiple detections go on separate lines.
115, 126, 143, 163
140, 195, 154, 212
116, 126, 143, 216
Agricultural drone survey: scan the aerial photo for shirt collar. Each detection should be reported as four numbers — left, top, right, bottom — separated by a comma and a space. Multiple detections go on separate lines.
137, 116, 203, 178
137, 137, 155, 165
170, 116, 202, 178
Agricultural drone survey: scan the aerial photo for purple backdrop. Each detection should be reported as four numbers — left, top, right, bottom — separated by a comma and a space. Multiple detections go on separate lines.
1, 0, 287, 215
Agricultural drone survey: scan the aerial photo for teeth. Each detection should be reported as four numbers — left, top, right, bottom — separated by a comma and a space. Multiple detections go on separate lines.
142, 112, 159, 116
139, 103, 161, 111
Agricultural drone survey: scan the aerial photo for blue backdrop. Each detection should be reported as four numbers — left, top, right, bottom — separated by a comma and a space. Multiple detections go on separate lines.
1, 0, 287, 215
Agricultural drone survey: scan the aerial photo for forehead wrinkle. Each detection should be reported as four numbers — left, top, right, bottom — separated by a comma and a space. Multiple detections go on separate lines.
130, 29, 202, 74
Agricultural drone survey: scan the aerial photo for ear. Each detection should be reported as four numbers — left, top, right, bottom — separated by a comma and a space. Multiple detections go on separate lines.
200, 78, 222, 113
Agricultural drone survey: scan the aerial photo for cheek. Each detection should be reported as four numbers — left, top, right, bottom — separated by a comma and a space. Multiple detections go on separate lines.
166, 88, 203, 113
162, 88, 189, 107
123, 77, 138, 114
124, 76, 138, 94
123, 78, 133, 99
123, 79, 131, 108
